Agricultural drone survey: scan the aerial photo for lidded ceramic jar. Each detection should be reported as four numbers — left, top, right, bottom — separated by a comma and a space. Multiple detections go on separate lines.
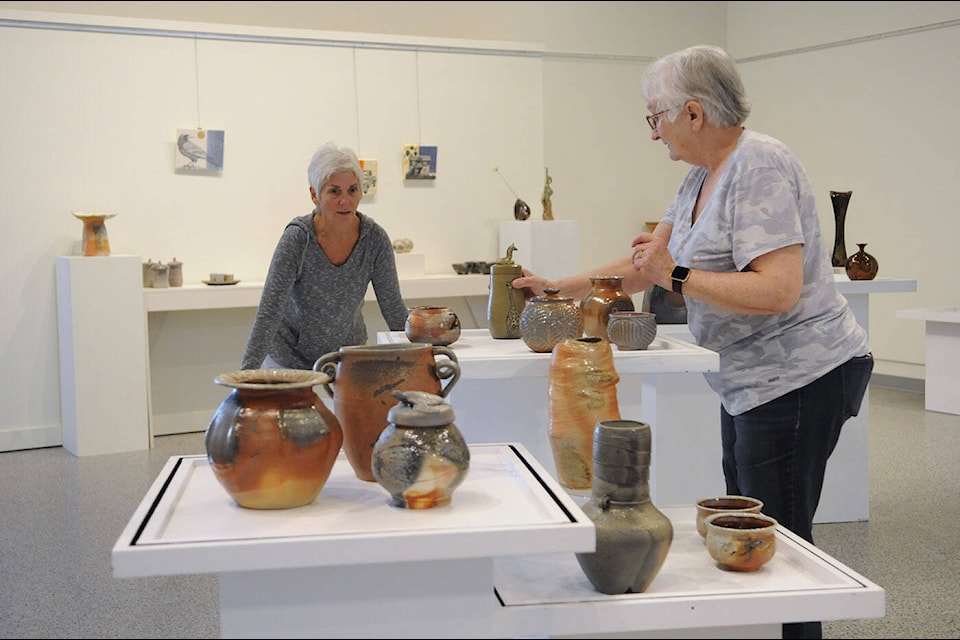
520, 288, 583, 353
581, 275, 635, 342
167, 257, 183, 287
488, 243, 525, 339
372, 390, 470, 509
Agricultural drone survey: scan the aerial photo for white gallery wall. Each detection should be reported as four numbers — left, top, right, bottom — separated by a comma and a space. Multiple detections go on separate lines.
0, 1, 956, 451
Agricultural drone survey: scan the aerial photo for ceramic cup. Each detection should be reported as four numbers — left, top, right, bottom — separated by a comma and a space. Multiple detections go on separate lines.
695, 495, 764, 539
209, 272, 234, 283
704, 511, 778, 572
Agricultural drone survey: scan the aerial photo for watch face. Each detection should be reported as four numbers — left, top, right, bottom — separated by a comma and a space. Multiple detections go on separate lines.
672, 266, 690, 282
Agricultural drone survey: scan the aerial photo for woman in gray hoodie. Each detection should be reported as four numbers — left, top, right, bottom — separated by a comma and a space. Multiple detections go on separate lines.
241, 142, 408, 370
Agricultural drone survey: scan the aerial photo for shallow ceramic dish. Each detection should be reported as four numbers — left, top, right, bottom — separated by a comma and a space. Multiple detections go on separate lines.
202, 279, 241, 286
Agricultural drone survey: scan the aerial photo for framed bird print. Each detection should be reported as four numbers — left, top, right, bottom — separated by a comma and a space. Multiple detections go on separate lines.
175, 128, 225, 171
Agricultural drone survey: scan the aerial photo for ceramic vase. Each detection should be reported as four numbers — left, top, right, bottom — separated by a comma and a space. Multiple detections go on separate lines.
845, 243, 879, 281
204, 368, 343, 510
641, 284, 687, 324
405, 306, 461, 346
519, 287, 583, 353
547, 337, 621, 491
313, 343, 460, 482
830, 190, 853, 268
576, 419, 674, 594
580, 275, 635, 342
372, 390, 470, 509
73, 212, 116, 257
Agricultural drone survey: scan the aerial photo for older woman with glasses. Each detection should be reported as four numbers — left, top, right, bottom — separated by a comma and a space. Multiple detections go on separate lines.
513, 45, 870, 639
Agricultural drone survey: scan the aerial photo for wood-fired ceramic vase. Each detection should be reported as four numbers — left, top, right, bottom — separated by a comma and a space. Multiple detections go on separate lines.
547, 337, 621, 491
519, 287, 583, 353
205, 368, 343, 510
576, 419, 674, 594
372, 390, 470, 509
73, 211, 116, 257
580, 275, 635, 342
405, 305, 461, 346
845, 243, 879, 281
314, 343, 460, 482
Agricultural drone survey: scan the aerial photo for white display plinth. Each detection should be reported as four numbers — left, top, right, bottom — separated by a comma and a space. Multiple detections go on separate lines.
896, 305, 960, 415
500, 219, 578, 280
112, 448, 884, 638
56, 256, 150, 456
393, 252, 425, 277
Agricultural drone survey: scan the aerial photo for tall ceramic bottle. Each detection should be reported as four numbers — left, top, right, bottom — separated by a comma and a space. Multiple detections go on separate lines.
830, 190, 853, 269
488, 243, 525, 339
576, 419, 674, 594
580, 275, 634, 342
547, 337, 621, 491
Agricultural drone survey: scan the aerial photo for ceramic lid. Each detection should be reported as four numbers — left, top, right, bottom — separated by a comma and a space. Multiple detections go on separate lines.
387, 390, 455, 427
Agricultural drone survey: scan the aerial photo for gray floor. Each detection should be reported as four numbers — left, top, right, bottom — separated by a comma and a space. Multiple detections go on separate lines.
1, 385, 958, 639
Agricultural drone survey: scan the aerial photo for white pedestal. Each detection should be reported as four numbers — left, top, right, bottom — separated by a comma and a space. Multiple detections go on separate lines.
896, 306, 960, 415
56, 256, 150, 456
500, 220, 579, 280
393, 252, 425, 278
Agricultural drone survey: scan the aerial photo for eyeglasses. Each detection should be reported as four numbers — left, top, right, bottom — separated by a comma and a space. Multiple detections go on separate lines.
646, 106, 679, 130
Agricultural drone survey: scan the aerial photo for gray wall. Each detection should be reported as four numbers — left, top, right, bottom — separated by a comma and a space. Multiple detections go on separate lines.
1, 2, 955, 450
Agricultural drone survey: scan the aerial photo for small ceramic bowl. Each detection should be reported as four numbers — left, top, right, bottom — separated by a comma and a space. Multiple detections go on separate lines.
451, 262, 469, 275
209, 272, 234, 283
704, 511, 778, 572
607, 311, 658, 350
696, 495, 764, 539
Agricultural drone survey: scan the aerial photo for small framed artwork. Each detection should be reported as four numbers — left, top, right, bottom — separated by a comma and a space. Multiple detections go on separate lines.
175, 128, 225, 171
403, 144, 437, 181
359, 159, 379, 196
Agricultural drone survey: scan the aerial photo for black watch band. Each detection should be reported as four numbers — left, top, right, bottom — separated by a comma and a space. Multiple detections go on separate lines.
671, 266, 691, 294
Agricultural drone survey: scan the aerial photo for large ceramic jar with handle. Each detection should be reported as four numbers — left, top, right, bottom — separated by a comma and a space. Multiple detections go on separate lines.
314, 343, 460, 482
205, 368, 343, 510
581, 275, 635, 342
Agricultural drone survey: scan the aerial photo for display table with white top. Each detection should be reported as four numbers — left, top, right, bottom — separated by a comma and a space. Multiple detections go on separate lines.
379, 328, 722, 507
112, 444, 884, 639
895, 305, 960, 415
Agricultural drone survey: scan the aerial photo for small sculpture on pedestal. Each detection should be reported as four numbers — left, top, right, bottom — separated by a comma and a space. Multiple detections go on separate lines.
541, 167, 554, 220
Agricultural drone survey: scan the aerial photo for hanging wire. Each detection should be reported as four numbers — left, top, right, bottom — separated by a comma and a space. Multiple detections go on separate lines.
352, 47, 362, 153
492, 166, 520, 198
414, 50, 422, 144
193, 37, 202, 128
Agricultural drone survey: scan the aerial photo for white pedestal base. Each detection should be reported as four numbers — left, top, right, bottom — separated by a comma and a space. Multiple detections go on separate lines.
56, 256, 150, 456
499, 219, 579, 280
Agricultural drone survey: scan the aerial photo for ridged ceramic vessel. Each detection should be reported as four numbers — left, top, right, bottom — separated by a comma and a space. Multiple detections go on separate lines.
607, 311, 658, 350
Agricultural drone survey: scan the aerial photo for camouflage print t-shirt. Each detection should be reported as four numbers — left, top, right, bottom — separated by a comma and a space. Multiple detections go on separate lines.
662, 129, 869, 416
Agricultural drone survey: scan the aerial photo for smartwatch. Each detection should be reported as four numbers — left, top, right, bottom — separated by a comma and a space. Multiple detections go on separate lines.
671, 266, 691, 294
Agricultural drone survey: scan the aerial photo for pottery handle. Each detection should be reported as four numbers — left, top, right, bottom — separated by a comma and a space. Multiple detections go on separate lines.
431, 345, 461, 398
312, 351, 341, 399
